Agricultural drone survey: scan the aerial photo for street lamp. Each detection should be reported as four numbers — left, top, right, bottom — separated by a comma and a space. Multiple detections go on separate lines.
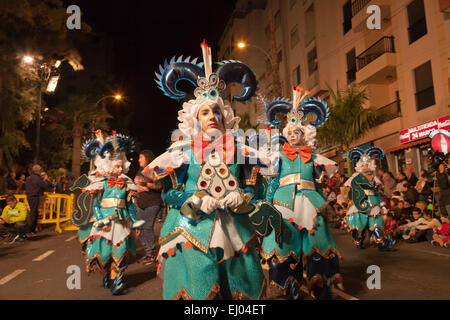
23, 55, 63, 164
89, 94, 123, 171
236, 41, 282, 96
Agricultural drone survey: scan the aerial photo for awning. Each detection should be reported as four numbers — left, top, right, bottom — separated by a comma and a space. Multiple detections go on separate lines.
385, 138, 430, 153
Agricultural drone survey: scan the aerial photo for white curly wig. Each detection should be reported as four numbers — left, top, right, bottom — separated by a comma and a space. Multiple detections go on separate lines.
93, 152, 131, 176
282, 123, 317, 147
176, 96, 240, 138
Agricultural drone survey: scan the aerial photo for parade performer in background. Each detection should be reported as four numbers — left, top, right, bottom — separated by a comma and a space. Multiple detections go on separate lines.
144, 40, 281, 300
261, 86, 343, 300
344, 147, 395, 251
74, 130, 144, 295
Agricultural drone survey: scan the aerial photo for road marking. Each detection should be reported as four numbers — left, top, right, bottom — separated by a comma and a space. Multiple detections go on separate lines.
414, 249, 450, 258
32, 250, 55, 262
65, 235, 78, 242
0, 269, 26, 285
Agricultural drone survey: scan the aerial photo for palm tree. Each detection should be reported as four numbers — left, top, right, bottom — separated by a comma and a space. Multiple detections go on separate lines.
317, 83, 392, 175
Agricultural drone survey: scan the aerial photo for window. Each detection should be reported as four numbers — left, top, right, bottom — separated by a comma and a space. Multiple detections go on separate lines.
414, 61, 435, 111
407, 0, 427, 44
274, 10, 281, 30
307, 47, 317, 75
305, 4, 315, 46
346, 48, 356, 83
290, 25, 300, 48
292, 65, 301, 85
343, 0, 352, 35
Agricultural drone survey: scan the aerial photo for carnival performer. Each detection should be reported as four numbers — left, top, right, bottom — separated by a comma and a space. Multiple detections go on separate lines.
344, 147, 395, 250
144, 40, 280, 300
260, 86, 343, 300
76, 130, 145, 295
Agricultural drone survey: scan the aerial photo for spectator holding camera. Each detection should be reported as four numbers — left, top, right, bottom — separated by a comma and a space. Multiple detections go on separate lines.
25, 165, 53, 234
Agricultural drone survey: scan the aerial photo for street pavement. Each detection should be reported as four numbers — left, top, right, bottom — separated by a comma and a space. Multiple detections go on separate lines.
0, 221, 449, 300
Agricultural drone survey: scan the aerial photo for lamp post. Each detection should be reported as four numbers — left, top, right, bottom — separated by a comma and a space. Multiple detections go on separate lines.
23, 56, 62, 164
89, 94, 123, 172
236, 41, 282, 97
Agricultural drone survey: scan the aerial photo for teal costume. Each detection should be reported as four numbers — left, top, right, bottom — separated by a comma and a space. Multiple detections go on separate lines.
344, 146, 395, 251
261, 147, 342, 299
155, 144, 266, 300
78, 175, 139, 294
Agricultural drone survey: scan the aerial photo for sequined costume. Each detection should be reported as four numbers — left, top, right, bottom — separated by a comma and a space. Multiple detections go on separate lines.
77, 131, 144, 295
344, 147, 394, 250
146, 41, 277, 300
260, 87, 343, 300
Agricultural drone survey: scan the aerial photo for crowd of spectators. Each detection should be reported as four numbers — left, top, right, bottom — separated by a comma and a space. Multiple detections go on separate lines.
322, 159, 450, 249
0, 165, 71, 243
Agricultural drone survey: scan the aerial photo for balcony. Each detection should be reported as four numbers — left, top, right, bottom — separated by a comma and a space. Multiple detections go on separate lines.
355, 36, 397, 85
378, 99, 401, 122
351, 0, 391, 32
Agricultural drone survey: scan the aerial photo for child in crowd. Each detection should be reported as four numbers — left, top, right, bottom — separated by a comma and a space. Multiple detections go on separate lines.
402, 210, 438, 242
397, 207, 426, 240
384, 211, 399, 239
431, 215, 450, 248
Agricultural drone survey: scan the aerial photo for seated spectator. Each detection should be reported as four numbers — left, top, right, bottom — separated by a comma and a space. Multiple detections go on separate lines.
397, 207, 426, 240
431, 215, 450, 248
384, 211, 399, 238
416, 200, 427, 214
389, 198, 400, 215
391, 191, 403, 201
399, 200, 413, 225
0, 195, 28, 243
402, 182, 419, 205
404, 210, 439, 243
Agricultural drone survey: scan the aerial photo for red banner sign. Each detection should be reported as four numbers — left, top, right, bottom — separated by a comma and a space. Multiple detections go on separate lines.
400, 115, 450, 144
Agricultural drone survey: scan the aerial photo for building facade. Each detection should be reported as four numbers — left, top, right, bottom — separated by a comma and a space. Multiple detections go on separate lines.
218, 0, 450, 175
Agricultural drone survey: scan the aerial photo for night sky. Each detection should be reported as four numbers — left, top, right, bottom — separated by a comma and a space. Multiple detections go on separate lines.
61, 0, 237, 157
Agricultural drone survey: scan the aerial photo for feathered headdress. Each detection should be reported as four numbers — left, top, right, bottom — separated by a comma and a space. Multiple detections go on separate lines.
82, 130, 135, 161
154, 39, 258, 103
265, 86, 329, 127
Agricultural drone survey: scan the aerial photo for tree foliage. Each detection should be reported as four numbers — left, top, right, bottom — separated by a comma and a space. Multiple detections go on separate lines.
317, 83, 392, 174
0, 0, 90, 168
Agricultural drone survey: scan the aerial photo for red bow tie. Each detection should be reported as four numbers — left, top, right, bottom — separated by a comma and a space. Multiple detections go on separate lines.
107, 177, 125, 189
191, 132, 235, 164
282, 143, 312, 163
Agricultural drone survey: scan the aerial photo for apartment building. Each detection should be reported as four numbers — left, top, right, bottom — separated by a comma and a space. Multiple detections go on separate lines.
218, 0, 450, 175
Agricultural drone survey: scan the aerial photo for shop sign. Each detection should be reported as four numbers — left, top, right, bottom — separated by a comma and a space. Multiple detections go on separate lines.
400, 115, 450, 144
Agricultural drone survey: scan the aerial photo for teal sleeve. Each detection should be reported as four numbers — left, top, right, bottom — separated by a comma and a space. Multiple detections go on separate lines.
266, 175, 280, 202
92, 194, 103, 220
162, 189, 194, 209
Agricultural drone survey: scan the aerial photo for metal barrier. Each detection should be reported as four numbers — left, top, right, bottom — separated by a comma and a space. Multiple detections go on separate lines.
0, 193, 78, 233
